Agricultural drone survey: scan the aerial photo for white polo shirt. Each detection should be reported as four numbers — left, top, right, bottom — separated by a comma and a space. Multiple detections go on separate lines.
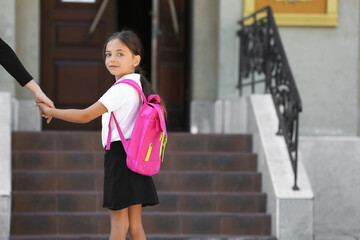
98, 73, 142, 148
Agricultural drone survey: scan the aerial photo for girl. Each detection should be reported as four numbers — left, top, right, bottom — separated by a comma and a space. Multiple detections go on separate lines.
37, 30, 164, 240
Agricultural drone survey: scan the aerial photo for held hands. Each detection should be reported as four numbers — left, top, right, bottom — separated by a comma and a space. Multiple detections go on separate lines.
25, 80, 55, 124
35, 90, 55, 124
36, 102, 53, 124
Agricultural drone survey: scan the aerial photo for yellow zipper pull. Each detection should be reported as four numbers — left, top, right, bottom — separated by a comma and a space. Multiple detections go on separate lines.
159, 131, 164, 158
160, 109, 164, 121
161, 136, 168, 163
159, 131, 164, 141
145, 143, 153, 162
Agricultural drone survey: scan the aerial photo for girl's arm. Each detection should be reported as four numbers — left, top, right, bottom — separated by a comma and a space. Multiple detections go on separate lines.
37, 101, 108, 124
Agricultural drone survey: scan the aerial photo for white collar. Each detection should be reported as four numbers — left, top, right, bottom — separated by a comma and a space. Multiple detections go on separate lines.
116, 73, 140, 83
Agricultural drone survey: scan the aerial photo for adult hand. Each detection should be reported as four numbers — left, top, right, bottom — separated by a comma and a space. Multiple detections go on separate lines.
36, 102, 53, 124
25, 80, 55, 123
35, 91, 54, 124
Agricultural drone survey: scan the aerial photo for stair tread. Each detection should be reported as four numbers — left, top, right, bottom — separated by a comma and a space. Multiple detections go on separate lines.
10, 234, 276, 240
12, 190, 265, 195
12, 132, 253, 152
11, 132, 273, 239
12, 211, 271, 216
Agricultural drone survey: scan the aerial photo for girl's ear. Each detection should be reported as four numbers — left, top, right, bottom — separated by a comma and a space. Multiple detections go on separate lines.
134, 55, 141, 68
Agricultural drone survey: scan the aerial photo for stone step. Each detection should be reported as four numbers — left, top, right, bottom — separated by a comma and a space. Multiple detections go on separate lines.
12, 131, 102, 151
145, 236, 277, 240
11, 132, 274, 240
12, 151, 257, 172
12, 192, 266, 214
10, 234, 277, 240
12, 132, 252, 152
11, 212, 271, 236
165, 133, 252, 152
162, 152, 257, 172
12, 171, 261, 193
152, 172, 261, 192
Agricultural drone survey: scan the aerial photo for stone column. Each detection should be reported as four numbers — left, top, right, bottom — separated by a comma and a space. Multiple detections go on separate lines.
0, 92, 11, 240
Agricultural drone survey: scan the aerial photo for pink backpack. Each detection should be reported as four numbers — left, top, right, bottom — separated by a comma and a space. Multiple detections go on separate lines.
105, 79, 168, 176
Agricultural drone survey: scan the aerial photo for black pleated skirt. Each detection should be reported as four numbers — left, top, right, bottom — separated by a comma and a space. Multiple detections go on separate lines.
103, 141, 159, 210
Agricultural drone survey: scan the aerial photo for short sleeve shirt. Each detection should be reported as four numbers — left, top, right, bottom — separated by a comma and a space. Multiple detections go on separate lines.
98, 73, 142, 148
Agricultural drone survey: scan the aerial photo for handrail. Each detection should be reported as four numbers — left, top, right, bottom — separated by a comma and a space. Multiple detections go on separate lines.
237, 6, 302, 190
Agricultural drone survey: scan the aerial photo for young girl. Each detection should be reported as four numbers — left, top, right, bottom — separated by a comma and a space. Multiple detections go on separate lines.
37, 30, 164, 240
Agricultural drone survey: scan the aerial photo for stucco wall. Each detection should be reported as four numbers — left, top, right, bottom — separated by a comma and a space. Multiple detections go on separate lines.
191, 0, 360, 136
300, 137, 360, 239
14, 0, 40, 100
279, 1, 359, 136
191, 0, 219, 101
14, 0, 41, 131
358, 8, 360, 136
0, 0, 41, 131
191, 0, 242, 101
0, 0, 40, 99
217, 0, 241, 100
0, 0, 16, 95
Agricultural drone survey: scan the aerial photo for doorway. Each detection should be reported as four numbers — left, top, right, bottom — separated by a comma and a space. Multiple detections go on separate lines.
116, 0, 152, 80
116, 0, 190, 132
41, 0, 190, 131
40, 0, 117, 130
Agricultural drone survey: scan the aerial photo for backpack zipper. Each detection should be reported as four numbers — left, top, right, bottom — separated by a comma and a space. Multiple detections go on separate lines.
161, 136, 168, 163
145, 143, 153, 162
159, 131, 168, 163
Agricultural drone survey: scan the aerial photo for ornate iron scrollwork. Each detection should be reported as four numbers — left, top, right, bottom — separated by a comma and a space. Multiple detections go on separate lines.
238, 6, 302, 190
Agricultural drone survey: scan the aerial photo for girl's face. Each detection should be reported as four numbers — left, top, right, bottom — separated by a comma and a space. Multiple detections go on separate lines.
105, 39, 140, 80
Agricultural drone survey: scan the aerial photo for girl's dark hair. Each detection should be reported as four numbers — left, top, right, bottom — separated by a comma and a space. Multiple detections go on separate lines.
103, 30, 167, 118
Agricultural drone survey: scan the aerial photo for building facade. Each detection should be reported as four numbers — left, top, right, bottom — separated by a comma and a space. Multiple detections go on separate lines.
1, 0, 360, 239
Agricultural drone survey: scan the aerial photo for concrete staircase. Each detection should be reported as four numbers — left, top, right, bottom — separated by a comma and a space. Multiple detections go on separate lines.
11, 131, 275, 240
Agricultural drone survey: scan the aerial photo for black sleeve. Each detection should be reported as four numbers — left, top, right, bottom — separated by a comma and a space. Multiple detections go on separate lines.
0, 37, 33, 87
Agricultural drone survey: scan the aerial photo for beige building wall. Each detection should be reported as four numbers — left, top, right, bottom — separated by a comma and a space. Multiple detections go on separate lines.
358, 8, 360, 136
191, 0, 360, 136
0, 0, 41, 131
15, 0, 40, 99
0, 0, 16, 95
279, 0, 359, 136
14, 0, 42, 131
191, 0, 219, 101
191, 0, 242, 101
1, 0, 360, 133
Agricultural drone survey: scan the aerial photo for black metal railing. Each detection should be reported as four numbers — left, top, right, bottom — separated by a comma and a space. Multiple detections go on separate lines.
237, 6, 302, 190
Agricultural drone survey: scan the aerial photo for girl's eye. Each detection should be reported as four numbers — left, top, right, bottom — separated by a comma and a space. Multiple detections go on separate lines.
117, 53, 123, 57
105, 53, 111, 57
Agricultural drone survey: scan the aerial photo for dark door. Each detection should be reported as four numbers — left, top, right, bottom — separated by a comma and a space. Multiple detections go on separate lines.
116, 0, 190, 132
41, 0, 117, 130
156, 0, 190, 131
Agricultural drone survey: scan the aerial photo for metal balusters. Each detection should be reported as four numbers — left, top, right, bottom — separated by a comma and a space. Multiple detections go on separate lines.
238, 6, 302, 190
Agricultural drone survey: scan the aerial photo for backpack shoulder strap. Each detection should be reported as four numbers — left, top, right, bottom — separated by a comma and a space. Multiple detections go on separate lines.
113, 79, 147, 103
106, 79, 144, 151
105, 112, 129, 151
148, 94, 161, 103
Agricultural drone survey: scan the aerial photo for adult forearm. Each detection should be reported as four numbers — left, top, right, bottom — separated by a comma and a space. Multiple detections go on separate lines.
25, 80, 40, 95
0, 38, 33, 86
